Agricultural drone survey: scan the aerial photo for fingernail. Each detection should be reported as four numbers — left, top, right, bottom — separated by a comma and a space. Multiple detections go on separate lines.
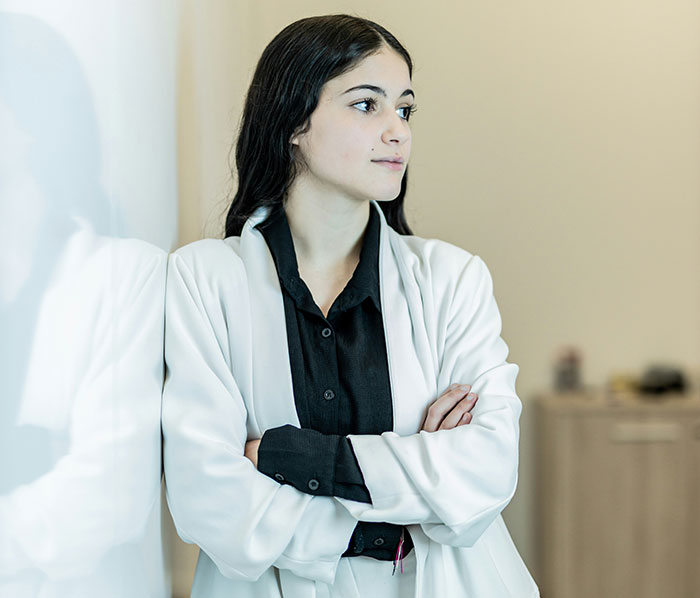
468, 393, 477, 400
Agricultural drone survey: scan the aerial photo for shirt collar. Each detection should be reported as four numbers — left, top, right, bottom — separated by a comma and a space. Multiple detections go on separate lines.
256, 205, 381, 314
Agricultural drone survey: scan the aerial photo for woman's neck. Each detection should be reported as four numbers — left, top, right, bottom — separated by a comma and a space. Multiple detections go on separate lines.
284, 187, 371, 273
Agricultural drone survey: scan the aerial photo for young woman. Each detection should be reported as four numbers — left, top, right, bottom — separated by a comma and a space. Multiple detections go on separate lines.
162, 14, 539, 598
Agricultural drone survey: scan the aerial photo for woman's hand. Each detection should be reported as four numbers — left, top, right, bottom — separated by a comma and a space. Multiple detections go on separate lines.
244, 438, 261, 468
421, 383, 478, 432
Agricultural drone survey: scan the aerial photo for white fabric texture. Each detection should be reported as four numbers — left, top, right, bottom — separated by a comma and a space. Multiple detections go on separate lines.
162, 200, 540, 597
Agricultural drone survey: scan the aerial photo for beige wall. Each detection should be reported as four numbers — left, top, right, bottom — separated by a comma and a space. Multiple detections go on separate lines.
174, 0, 700, 592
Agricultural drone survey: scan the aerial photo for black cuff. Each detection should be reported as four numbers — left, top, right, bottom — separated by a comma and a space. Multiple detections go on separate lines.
334, 437, 372, 503
258, 425, 338, 496
258, 425, 372, 502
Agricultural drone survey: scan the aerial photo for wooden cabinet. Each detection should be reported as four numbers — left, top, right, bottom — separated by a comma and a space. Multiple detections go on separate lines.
534, 393, 700, 598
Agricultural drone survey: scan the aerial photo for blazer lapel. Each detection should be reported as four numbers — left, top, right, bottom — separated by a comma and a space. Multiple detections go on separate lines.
239, 209, 300, 436
372, 201, 438, 436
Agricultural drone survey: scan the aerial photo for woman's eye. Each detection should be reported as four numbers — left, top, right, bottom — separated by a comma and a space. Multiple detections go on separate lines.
398, 104, 418, 121
353, 98, 377, 113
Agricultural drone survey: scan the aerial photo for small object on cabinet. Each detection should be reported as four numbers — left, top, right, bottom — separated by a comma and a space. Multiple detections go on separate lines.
553, 346, 582, 392
607, 372, 640, 395
638, 365, 687, 396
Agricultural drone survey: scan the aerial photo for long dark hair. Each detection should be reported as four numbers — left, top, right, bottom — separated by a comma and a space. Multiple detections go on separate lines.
224, 14, 413, 237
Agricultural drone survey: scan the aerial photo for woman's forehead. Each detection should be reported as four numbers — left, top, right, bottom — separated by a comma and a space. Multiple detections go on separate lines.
325, 49, 412, 98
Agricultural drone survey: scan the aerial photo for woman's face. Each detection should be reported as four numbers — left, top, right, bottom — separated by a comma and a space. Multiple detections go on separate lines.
291, 45, 414, 205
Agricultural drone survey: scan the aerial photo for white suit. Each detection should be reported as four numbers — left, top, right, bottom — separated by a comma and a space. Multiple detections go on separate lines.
162, 200, 539, 597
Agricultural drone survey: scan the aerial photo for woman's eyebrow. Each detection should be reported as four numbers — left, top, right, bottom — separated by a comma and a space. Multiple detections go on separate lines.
341, 84, 414, 99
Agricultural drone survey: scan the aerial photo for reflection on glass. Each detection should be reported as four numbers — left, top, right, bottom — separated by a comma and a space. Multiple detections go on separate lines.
0, 12, 168, 597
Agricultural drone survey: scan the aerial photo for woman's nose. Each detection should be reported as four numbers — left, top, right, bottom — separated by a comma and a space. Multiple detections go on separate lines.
381, 112, 410, 145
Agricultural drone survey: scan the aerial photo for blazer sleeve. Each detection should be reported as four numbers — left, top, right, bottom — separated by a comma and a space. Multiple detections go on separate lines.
161, 251, 357, 584
337, 254, 521, 548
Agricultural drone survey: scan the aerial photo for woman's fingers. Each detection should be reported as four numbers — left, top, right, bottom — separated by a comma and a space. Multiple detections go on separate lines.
458, 411, 473, 426
422, 384, 473, 432
438, 394, 478, 431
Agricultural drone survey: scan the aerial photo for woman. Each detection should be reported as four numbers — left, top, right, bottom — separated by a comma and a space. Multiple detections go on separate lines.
162, 14, 539, 598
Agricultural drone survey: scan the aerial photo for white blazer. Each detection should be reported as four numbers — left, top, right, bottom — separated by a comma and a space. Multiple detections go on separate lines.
162, 200, 540, 597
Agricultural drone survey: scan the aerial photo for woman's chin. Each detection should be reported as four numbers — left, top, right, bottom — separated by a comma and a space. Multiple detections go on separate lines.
371, 186, 403, 202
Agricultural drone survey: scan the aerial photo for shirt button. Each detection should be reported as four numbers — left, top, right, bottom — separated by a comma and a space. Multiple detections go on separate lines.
373, 537, 385, 547
321, 327, 332, 338
308, 479, 320, 491
274, 473, 285, 483
323, 389, 335, 401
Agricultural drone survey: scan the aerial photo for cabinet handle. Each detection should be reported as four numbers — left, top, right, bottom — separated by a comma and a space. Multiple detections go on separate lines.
609, 422, 681, 443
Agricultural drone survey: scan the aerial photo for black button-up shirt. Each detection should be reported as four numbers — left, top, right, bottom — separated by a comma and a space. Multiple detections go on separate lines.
255, 205, 413, 561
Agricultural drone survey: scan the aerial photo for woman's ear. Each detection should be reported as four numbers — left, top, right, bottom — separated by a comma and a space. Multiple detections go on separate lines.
290, 129, 303, 146
290, 120, 310, 147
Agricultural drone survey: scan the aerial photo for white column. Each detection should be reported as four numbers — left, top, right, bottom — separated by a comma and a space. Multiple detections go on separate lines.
0, 2, 177, 596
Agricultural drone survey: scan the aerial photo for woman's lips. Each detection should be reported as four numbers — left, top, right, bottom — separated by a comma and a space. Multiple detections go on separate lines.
372, 160, 403, 171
